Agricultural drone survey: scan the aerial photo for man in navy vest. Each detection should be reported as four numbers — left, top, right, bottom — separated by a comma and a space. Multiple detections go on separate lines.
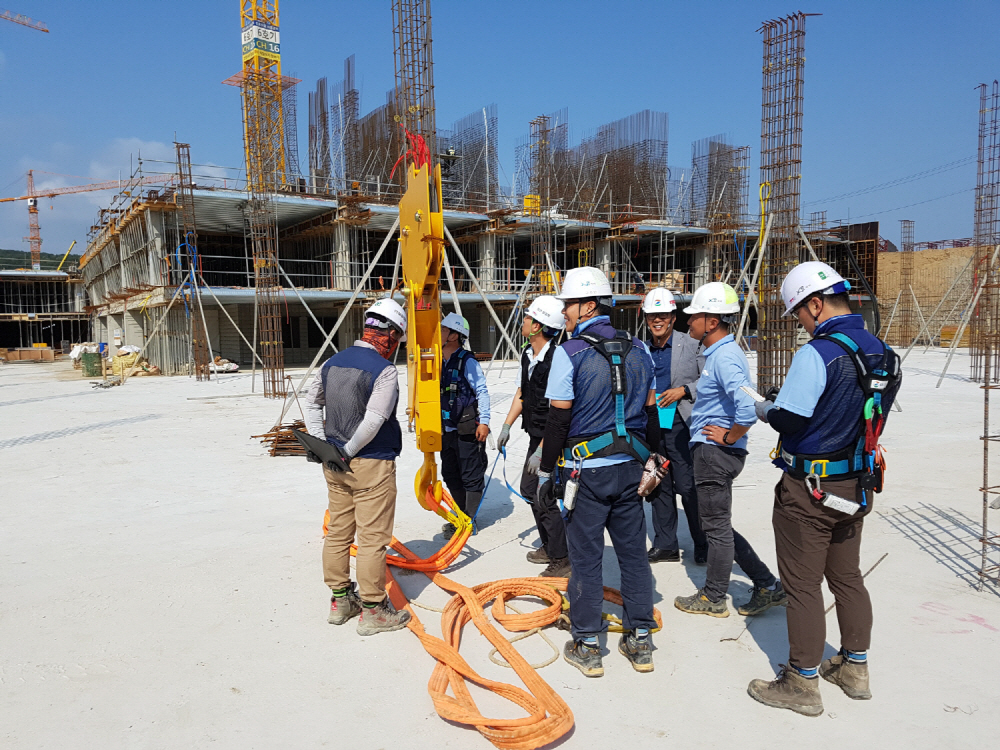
642, 287, 709, 565
495, 295, 569, 577
673, 282, 785, 619
439, 312, 491, 538
748, 262, 901, 716
536, 267, 662, 678
303, 298, 411, 636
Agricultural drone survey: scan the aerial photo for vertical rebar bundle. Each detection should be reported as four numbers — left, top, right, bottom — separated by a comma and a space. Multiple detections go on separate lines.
529, 114, 554, 294
893, 219, 917, 347
331, 56, 359, 193
693, 136, 751, 282
392, 0, 436, 166
971, 81, 1000, 588
175, 143, 211, 381
282, 82, 301, 183
438, 105, 499, 212
308, 77, 332, 194
757, 12, 810, 390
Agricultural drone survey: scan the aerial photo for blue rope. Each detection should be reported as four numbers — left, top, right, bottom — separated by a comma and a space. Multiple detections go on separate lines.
474, 446, 530, 528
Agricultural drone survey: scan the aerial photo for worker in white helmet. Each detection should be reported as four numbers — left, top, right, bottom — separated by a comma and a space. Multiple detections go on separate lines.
302, 297, 411, 636
535, 267, 662, 677
641, 287, 709, 565
439, 312, 491, 537
495, 295, 570, 578
673, 282, 786, 620
747, 261, 900, 716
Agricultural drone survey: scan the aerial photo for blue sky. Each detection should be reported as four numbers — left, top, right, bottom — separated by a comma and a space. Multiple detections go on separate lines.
1, 0, 997, 258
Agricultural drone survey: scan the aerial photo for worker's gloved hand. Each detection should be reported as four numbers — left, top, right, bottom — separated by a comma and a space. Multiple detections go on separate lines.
525, 445, 543, 475
496, 423, 511, 451
536, 471, 554, 506
306, 450, 323, 464
755, 399, 775, 423
764, 386, 781, 402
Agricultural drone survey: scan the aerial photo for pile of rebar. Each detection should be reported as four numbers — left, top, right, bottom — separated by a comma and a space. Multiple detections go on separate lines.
252, 420, 307, 457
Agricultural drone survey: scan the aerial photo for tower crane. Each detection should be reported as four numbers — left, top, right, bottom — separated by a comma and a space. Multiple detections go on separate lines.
0, 171, 172, 270
0, 8, 48, 32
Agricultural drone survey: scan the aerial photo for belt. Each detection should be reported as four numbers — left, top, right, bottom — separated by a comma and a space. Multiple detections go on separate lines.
562, 431, 650, 464
780, 447, 852, 478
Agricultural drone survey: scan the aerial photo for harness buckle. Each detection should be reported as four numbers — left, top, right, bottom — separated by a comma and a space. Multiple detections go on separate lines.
808, 459, 830, 478
572, 441, 594, 460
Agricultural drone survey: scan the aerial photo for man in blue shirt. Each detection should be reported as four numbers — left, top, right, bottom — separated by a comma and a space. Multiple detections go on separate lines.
439, 313, 491, 538
673, 282, 785, 619
642, 287, 708, 564
536, 267, 663, 678
747, 262, 901, 717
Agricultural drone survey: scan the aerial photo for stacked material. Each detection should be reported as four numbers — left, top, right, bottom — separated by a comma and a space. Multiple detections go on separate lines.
252, 420, 307, 457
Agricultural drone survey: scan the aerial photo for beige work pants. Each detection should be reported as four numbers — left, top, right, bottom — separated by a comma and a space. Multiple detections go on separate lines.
322, 458, 397, 604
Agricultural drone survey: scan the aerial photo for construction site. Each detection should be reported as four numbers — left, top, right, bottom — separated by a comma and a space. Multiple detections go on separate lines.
2, 3, 999, 749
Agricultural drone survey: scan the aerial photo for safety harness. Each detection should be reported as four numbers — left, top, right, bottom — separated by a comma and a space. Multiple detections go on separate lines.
778, 332, 900, 501
561, 330, 651, 466
442, 348, 478, 433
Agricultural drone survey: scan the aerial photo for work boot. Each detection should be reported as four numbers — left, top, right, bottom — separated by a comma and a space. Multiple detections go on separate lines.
328, 583, 362, 625
738, 581, 788, 616
647, 547, 681, 563
356, 597, 411, 636
747, 665, 824, 717
540, 557, 571, 578
441, 522, 457, 539
563, 639, 604, 678
820, 654, 872, 700
526, 547, 551, 564
674, 589, 730, 618
618, 631, 654, 673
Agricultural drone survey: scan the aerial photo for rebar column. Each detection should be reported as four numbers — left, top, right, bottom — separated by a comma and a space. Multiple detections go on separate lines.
757, 12, 812, 390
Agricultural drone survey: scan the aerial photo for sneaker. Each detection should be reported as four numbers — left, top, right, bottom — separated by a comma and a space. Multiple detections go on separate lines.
356, 598, 412, 636
563, 639, 604, 678
526, 547, 551, 564
540, 557, 572, 578
328, 583, 362, 625
820, 654, 872, 700
674, 589, 730, 618
618, 631, 654, 673
738, 581, 788, 616
747, 664, 824, 717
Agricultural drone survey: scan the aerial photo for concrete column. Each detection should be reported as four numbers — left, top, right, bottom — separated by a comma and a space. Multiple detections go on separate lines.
333, 223, 351, 290
146, 210, 165, 286
478, 234, 496, 292
692, 244, 711, 290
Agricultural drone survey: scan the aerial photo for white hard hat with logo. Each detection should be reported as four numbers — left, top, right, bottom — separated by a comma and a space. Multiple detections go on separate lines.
441, 312, 471, 338
780, 261, 852, 315
683, 282, 740, 316
642, 287, 677, 314
525, 295, 566, 330
557, 266, 613, 301
365, 298, 408, 341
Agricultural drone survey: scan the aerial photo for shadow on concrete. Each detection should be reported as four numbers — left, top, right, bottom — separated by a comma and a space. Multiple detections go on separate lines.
877, 503, 999, 593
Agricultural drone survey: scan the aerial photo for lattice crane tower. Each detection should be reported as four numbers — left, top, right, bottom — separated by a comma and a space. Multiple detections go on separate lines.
238, 0, 288, 397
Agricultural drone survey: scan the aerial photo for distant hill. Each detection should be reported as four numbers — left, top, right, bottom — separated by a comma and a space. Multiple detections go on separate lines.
0, 248, 82, 271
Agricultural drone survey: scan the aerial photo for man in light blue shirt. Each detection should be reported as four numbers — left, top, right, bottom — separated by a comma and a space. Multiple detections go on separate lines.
672, 282, 785, 619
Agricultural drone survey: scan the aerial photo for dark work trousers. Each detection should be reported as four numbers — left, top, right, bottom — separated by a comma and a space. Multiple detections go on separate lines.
563, 460, 655, 641
692, 442, 777, 602
649, 418, 707, 553
440, 430, 488, 514
520, 433, 568, 559
773, 472, 874, 668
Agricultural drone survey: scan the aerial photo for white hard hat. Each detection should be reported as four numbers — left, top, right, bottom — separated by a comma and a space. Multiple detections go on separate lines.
683, 282, 740, 316
525, 295, 566, 330
441, 312, 470, 338
557, 266, 613, 301
365, 298, 407, 341
642, 287, 677, 314
780, 261, 852, 316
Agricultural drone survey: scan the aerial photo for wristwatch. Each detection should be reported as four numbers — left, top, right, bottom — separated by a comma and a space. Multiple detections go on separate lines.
722, 430, 735, 446
683, 385, 692, 401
